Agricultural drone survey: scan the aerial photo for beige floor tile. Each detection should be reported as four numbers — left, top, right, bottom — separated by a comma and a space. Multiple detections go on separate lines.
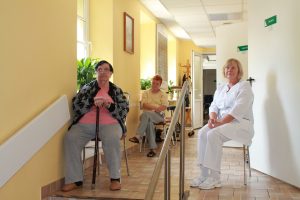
49, 132, 300, 200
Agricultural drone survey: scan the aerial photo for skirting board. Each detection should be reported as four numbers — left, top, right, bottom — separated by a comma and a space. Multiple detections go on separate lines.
0, 95, 70, 188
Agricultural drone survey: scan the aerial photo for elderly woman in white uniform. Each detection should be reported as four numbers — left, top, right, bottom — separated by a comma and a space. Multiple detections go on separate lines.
191, 58, 254, 190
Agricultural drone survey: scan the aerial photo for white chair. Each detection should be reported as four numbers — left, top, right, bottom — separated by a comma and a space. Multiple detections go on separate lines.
243, 144, 251, 185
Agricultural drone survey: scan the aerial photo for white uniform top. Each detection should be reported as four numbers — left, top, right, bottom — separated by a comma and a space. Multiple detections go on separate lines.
209, 80, 254, 145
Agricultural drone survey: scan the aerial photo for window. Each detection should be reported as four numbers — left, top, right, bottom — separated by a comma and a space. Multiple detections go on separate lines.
77, 0, 89, 59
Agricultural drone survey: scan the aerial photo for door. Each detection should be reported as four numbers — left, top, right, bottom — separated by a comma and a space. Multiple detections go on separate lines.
191, 51, 203, 129
203, 69, 216, 125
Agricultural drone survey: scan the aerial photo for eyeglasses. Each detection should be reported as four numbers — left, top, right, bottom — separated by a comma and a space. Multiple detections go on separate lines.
97, 68, 111, 73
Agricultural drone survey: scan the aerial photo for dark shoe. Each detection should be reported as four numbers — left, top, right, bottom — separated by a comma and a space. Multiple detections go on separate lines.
110, 180, 121, 191
156, 137, 163, 143
61, 183, 81, 192
147, 150, 156, 157
188, 131, 195, 137
129, 136, 140, 144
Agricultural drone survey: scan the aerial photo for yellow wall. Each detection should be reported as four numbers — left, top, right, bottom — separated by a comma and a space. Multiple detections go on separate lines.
140, 12, 156, 79
167, 34, 177, 85
88, 0, 145, 145
0, 0, 76, 199
140, 12, 179, 85
0, 0, 216, 199
177, 39, 215, 85
90, 0, 114, 62
112, 0, 141, 143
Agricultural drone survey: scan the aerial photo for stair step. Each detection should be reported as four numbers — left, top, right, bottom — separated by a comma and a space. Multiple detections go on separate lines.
48, 195, 143, 200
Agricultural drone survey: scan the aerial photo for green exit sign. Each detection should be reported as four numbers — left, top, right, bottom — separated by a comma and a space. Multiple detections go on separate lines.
238, 45, 248, 52
265, 15, 277, 27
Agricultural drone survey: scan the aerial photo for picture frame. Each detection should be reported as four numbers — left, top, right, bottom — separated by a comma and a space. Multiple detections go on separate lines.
123, 12, 134, 54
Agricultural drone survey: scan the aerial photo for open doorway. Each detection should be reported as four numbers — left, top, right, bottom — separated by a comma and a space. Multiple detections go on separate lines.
202, 55, 216, 125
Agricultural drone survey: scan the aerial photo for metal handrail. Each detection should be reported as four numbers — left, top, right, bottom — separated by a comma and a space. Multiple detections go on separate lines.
145, 81, 191, 200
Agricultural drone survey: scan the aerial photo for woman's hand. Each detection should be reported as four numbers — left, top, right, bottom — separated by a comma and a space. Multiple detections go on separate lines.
154, 105, 165, 112
208, 118, 217, 128
208, 112, 219, 128
208, 114, 235, 129
94, 97, 104, 107
94, 97, 111, 108
120, 134, 126, 140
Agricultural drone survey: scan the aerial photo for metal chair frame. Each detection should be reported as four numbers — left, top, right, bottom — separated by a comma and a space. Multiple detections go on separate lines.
243, 144, 252, 185
139, 106, 176, 152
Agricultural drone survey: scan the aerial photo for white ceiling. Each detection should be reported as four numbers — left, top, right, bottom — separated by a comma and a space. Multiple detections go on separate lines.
140, 0, 247, 48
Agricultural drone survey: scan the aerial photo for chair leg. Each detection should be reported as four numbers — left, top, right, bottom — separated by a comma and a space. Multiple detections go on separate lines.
164, 126, 175, 146
123, 139, 130, 176
139, 136, 147, 152
173, 131, 177, 145
82, 148, 86, 165
82, 148, 86, 179
247, 146, 252, 177
243, 145, 247, 185
97, 152, 100, 175
139, 137, 143, 152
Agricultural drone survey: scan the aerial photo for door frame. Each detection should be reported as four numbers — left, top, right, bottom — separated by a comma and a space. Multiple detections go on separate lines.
191, 51, 203, 129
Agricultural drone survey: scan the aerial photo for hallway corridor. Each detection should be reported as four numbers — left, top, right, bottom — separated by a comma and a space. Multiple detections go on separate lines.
49, 132, 300, 200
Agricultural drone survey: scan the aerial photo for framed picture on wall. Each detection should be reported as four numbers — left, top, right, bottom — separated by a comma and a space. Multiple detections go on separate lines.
123, 12, 134, 54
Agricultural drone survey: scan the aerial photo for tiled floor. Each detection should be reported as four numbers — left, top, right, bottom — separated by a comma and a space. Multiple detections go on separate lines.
49, 131, 300, 200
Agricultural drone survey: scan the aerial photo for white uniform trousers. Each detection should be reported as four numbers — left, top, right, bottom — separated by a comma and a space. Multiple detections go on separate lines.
197, 124, 230, 172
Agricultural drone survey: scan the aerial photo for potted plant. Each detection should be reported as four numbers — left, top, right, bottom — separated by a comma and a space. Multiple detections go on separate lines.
77, 57, 99, 90
140, 78, 151, 90
168, 80, 174, 99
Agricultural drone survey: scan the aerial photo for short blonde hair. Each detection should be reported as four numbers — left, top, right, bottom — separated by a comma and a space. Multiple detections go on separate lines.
222, 58, 243, 80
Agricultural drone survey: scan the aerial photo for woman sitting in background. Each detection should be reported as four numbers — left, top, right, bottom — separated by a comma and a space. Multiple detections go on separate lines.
129, 75, 168, 157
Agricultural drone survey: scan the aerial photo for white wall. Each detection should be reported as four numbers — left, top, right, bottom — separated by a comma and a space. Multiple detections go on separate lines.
249, 0, 300, 187
216, 22, 248, 85
216, 22, 248, 147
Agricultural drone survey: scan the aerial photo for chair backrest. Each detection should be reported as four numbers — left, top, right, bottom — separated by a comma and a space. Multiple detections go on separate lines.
123, 92, 130, 124
167, 105, 176, 117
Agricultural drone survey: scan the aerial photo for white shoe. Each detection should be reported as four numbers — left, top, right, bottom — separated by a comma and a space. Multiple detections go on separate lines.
190, 176, 207, 188
198, 177, 221, 190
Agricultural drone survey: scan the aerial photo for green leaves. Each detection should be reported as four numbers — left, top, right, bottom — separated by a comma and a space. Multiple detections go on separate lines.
140, 78, 151, 90
168, 80, 174, 93
77, 57, 99, 90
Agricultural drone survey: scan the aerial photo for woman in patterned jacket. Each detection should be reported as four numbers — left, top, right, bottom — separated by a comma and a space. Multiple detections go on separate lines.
62, 60, 129, 192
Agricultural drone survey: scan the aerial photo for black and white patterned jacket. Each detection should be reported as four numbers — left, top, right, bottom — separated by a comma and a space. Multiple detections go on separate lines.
71, 80, 129, 134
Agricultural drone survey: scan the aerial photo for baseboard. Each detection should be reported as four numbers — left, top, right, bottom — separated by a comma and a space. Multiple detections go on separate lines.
41, 178, 64, 200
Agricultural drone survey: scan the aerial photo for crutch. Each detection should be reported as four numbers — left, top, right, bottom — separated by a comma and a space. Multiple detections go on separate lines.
91, 106, 100, 189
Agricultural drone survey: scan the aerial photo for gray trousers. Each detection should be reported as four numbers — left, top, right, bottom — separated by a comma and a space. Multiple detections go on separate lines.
64, 123, 122, 184
137, 111, 164, 149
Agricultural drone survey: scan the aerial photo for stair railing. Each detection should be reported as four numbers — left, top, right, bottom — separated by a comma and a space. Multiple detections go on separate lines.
145, 80, 191, 200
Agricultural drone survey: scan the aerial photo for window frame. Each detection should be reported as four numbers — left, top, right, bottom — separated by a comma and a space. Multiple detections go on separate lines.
77, 0, 89, 59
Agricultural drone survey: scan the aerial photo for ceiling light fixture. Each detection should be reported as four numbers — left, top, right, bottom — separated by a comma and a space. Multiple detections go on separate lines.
140, 0, 190, 39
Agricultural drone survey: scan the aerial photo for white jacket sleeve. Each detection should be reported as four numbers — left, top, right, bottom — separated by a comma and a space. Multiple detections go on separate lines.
209, 84, 224, 115
228, 82, 254, 122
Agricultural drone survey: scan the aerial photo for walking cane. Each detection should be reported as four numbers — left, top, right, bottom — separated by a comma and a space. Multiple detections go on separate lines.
91, 106, 100, 189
